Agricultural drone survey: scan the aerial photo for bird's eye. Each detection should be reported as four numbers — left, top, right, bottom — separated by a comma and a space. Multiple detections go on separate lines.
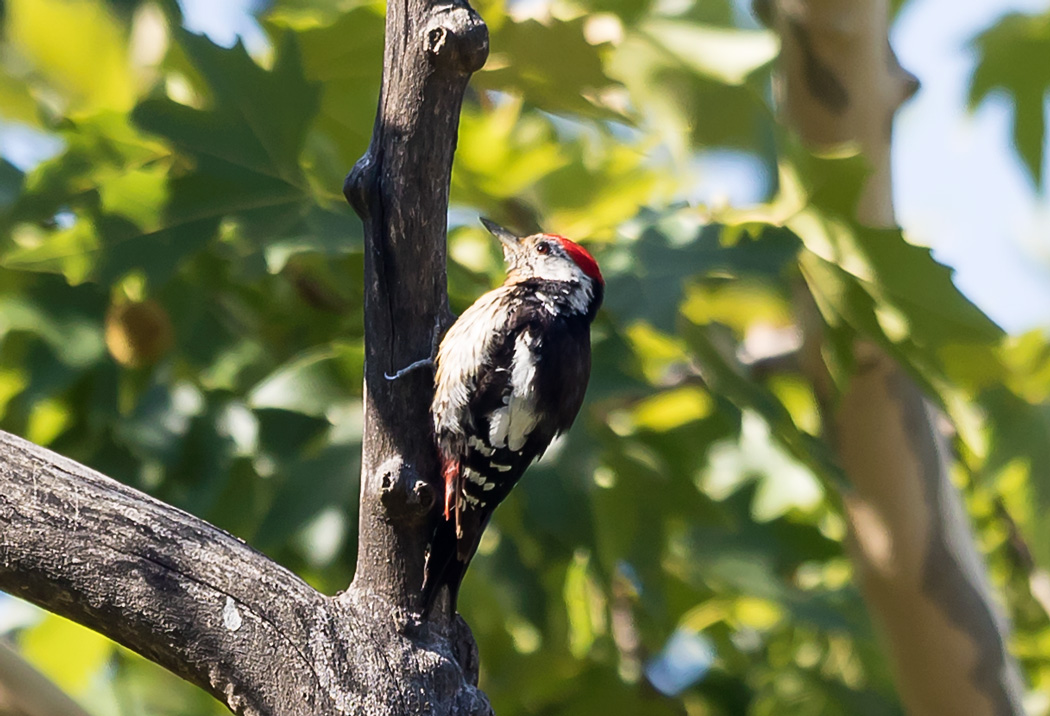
536, 242, 551, 255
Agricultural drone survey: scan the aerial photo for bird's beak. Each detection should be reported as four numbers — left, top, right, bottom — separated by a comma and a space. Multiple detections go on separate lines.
480, 218, 523, 252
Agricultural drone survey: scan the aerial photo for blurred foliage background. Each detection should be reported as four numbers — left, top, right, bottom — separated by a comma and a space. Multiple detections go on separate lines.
0, 0, 1048, 714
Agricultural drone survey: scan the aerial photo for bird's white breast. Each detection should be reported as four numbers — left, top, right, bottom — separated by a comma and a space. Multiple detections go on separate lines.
432, 287, 512, 435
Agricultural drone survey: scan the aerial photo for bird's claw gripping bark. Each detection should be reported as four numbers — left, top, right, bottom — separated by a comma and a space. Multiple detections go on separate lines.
384, 358, 436, 381
384, 315, 444, 381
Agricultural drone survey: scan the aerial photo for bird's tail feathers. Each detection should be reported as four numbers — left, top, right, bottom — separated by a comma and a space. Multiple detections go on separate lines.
420, 508, 490, 617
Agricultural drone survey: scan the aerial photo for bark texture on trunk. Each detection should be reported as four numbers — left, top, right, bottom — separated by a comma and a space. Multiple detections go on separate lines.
768, 1, 1026, 714
344, 0, 488, 613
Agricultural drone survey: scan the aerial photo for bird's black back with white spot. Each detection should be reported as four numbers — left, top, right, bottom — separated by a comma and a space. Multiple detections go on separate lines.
423, 264, 603, 614
453, 279, 592, 509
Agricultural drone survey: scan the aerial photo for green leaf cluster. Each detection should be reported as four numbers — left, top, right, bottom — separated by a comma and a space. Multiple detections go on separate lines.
971, 10, 1050, 187
0, 0, 1047, 713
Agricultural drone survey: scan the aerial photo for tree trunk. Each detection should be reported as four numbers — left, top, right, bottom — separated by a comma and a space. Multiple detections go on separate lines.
343, 0, 488, 615
768, 1, 1026, 714
0, 0, 491, 711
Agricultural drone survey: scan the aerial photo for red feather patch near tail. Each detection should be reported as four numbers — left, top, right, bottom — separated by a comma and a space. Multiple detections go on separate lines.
442, 458, 459, 521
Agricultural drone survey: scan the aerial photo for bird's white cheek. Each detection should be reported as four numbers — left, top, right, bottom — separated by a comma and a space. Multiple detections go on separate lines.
532, 256, 579, 283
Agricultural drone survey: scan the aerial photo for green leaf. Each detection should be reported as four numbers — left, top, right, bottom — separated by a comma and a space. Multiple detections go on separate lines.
0, 273, 106, 367
269, 5, 385, 174
609, 21, 775, 155
634, 21, 777, 86
981, 387, 1050, 568
0, 160, 24, 212
136, 31, 321, 181
6, 0, 135, 112
451, 101, 576, 205
5, 112, 161, 220
0, 71, 44, 125
20, 613, 115, 695
563, 550, 605, 659
680, 319, 845, 489
97, 213, 220, 286
603, 215, 798, 333
115, 381, 203, 467
124, 30, 328, 276
796, 221, 1002, 347
970, 11, 1050, 187
253, 440, 359, 553
666, 488, 861, 640
780, 139, 871, 218
785, 150, 1004, 395
475, 18, 623, 120
248, 344, 361, 418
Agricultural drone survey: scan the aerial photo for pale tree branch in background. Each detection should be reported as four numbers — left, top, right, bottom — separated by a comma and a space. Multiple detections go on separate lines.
0, 640, 93, 716
767, 1, 1026, 714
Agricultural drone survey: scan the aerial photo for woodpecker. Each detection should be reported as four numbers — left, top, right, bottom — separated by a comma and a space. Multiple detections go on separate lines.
421, 218, 604, 614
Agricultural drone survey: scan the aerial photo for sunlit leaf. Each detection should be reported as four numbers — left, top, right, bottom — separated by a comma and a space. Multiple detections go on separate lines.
272, 4, 384, 177
631, 386, 713, 432
475, 17, 622, 120
982, 387, 1050, 568
20, 613, 115, 695
0, 72, 41, 125
609, 21, 775, 156
970, 11, 1050, 187
681, 319, 845, 489
248, 344, 361, 418
6, 0, 135, 112
633, 21, 777, 86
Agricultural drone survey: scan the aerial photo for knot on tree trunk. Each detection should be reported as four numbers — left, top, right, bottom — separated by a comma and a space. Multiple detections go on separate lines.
345, 152, 378, 221
423, 2, 489, 75
378, 457, 438, 523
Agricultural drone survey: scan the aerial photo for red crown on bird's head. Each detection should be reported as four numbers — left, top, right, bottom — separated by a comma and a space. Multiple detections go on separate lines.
544, 235, 604, 285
